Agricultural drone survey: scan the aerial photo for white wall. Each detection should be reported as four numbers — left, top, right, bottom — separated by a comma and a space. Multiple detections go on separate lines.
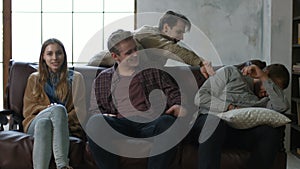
137, 0, 292, 65
137, 0, 268, 66
269, 0, 293, 151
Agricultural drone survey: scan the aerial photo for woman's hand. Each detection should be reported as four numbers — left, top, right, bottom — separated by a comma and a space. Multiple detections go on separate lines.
48, 103, 57, 107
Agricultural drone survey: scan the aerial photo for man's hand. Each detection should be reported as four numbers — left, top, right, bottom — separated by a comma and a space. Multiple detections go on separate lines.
242, 65, 268, 81
200, 60, 215, 79
165, 105, 187, 117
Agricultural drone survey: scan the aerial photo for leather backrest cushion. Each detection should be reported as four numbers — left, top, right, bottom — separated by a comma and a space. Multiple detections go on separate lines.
73, 65, 106, 108
8, 62, 37, 119
7, 62, 205, 125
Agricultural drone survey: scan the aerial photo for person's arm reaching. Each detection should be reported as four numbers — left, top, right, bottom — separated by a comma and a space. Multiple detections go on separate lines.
137, 34, 216, 78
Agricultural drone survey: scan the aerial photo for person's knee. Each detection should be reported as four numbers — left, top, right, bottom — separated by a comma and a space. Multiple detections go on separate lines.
155, 115, 176, 132
86, 114, 110, 133
257, 125, 280, 140
35, 119, 52, 136
197, 118, 226, 145
202, 117, 226, 136
160, 114, 176, 123
87, 114, 104, 125
216, 120, 227, 133
51, 104, 68, 120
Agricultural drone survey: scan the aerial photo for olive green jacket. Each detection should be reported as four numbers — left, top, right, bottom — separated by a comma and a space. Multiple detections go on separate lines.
87, 25, 205, 67
134, 25, 204, 66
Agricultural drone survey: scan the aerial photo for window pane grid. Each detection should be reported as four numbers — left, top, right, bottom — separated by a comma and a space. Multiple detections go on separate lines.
12, 0, 135, 65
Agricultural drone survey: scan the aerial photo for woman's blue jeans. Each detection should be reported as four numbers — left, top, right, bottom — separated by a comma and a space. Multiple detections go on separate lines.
27, 104, 70, 169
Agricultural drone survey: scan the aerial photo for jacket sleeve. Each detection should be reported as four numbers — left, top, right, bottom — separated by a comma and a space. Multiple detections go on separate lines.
194, 67, 231, 113
23, 73, 49, 132
136, 33, 204, 66
263, 79, 290, 113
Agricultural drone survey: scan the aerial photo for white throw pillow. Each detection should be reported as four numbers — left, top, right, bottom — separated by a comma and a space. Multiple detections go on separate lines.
217, 107, 291, 129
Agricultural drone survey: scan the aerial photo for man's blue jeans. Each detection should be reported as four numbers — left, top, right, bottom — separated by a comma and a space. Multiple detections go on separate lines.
187, 114, 281, 169
87, 114, 178, 169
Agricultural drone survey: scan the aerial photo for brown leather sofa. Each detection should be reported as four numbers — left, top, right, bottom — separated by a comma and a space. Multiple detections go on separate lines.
0, 61, 287, 169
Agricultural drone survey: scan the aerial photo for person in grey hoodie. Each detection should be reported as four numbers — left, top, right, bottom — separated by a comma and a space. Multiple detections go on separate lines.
190, 63, 289, 169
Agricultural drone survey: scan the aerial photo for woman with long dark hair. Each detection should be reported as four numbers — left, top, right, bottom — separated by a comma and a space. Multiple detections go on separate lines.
23, 38, 86, 169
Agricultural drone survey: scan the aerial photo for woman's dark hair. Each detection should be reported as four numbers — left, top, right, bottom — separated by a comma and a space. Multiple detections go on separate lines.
36, 38, 69, 102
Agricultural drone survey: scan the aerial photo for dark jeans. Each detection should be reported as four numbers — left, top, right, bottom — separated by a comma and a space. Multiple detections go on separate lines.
87, 114, 178, 169
187, 114, 281, 169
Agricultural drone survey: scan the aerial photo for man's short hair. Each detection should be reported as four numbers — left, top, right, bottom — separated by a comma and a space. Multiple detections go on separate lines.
107, 29, 133, 54
158, 10, 191, 32
265, 64, 290, 89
